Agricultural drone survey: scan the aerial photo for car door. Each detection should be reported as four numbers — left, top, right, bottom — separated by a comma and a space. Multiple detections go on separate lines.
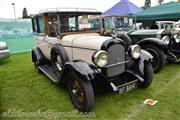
34, 15, 51, 60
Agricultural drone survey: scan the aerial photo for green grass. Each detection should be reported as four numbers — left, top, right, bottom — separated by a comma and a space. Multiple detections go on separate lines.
0, 52, 180, 120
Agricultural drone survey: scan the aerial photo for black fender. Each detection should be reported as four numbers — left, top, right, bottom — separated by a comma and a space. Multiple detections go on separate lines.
50, 44, 69, 65
31, 47, 45, 64
62, 60, 95, 83
137, 38, 168, 54
116, 33, 132, 49
101, 38, 125, 50
138, 50, 153, 75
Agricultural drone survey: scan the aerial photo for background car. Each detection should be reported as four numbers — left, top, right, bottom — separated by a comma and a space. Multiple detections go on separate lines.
31, 8, 154, 112
0, 41, 10, 61
107, 28, 179, 73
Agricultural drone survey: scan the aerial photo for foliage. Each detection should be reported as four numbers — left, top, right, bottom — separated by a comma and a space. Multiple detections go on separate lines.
158, 0, 164, 4
22, 8, 29, 18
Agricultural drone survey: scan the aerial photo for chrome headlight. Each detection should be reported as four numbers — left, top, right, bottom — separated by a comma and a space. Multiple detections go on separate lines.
92, 50, 109, 67
174, 34, 180, 43
162, 35, 170, 44
128, 45, 141, 59
0, 41, 7, 50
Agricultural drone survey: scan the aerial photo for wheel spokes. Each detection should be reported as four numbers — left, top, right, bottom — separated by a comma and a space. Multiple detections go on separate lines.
71, 80, 85, 105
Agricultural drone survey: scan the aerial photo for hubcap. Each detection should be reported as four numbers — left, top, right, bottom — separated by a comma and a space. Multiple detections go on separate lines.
71, 80, 85, 104
72, 89, 78, 94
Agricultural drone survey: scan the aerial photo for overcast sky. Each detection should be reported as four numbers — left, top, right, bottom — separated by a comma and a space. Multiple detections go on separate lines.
0, 0, 177, 18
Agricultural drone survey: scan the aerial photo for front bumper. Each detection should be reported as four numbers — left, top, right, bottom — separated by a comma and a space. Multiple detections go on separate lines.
0, 49, 10, 60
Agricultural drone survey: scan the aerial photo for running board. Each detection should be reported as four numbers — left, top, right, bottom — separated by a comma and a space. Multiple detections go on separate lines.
38, 64, 60, 83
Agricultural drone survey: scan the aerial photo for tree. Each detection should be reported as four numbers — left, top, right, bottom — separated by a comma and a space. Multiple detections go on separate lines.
142, 0, 151, 9
178, 0, 180, 2
158, 0, 164, 4
22, 8, 29, 18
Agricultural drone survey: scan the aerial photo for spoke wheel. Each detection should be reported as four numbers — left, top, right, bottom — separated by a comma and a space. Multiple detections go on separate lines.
71, 80, 86, 106
67, 72, 94, 112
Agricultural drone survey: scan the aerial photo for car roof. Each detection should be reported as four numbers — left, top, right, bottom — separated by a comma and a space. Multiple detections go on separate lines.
32, 8, 101, 17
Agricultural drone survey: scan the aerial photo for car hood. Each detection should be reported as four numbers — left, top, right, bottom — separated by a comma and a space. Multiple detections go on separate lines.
128, 29, 168, 35
61, 33, 112, 50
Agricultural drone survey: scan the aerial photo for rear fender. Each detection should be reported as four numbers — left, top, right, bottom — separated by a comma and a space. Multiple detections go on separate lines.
137, 38, 168, 53
31, 47, 45, 63
50, 44, 69, 65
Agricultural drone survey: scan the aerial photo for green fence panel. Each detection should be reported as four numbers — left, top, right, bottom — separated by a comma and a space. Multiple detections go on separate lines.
0, 19, 34, 53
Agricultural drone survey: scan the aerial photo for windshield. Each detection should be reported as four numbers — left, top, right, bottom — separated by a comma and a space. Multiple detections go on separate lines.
58, 14, 101, 33
160, 23, 174, 29
102, 17, 133, 32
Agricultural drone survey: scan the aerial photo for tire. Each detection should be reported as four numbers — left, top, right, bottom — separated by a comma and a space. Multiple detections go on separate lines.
139, 61, 153, 88
67, 71, 94, 112
32, 53, 42, 73
142, 45, 166, 73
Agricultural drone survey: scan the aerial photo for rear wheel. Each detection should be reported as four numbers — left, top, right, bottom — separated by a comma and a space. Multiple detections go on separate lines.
139, 61, 153, 88
33, 53, 42, 73
67, 72, 94, 112
143, 45, 166, 73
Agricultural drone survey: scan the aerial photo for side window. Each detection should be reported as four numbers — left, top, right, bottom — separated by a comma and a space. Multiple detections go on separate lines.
32, 17, 37, 33
68, 17, 76, 31
60, 15, 69, 33
38, 16, 45, 34
48, 14, 58, 37
104, 18, 113, 29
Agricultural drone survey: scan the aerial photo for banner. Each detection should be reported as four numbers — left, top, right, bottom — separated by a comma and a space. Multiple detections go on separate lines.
0, 19, 34, 53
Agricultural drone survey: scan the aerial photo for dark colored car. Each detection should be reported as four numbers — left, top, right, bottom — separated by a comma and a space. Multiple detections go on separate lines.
112, 29, 180, 73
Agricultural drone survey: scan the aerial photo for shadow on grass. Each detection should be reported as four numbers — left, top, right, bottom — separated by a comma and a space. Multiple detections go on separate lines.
0, 58, 11, 65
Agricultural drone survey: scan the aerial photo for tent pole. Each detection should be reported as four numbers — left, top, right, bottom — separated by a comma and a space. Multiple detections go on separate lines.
134, 17, 137, 29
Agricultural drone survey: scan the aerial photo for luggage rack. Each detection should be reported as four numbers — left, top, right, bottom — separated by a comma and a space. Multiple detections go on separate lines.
39, 8, 99, 13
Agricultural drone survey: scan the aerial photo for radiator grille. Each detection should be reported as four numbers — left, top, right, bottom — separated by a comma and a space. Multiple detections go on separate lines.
106, 44, 125, 77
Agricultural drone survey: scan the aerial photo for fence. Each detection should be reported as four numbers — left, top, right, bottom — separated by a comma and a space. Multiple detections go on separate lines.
0, 19, 34, 53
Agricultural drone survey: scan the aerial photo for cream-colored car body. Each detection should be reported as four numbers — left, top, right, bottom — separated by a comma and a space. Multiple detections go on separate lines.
35, 33, 112, 64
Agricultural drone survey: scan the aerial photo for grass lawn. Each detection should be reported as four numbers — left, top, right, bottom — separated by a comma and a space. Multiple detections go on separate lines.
0, 52, 180, 120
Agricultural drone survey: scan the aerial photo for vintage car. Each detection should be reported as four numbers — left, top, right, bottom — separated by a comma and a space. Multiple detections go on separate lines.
0, 41, 10, 61
156, 21, 180, 30
101, 16, 180, 73
109, 28, 180, 73
31, 8, 153, 112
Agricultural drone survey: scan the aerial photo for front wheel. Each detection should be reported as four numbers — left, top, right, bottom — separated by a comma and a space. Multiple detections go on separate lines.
139, 61, 153, 88
67, 72, 94, 112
